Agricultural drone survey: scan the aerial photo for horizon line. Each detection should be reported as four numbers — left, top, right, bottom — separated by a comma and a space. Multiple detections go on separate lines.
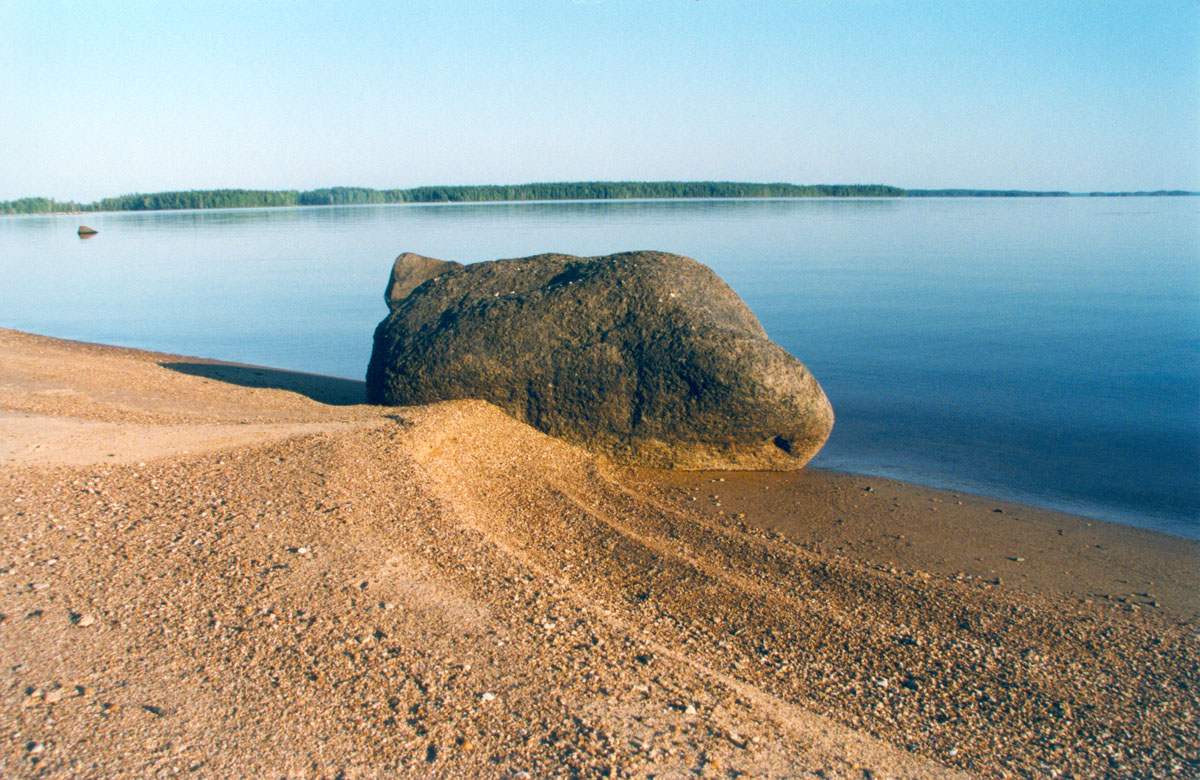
3, 180, 1198, 215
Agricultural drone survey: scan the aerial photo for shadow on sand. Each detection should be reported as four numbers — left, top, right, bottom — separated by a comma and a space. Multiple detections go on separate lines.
161, 361, 366, 406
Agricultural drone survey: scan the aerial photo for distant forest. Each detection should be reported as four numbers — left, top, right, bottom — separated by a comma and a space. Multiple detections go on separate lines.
1, 181, 1195, 215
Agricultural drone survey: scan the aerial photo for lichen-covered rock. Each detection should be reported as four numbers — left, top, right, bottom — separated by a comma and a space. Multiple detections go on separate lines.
366, 251, 833, 469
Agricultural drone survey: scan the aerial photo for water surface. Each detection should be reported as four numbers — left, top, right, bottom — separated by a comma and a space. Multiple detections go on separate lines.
2, 198, 1197, 537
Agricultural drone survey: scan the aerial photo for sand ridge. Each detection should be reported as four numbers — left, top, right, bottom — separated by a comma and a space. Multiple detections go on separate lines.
0, 328, 1196, 778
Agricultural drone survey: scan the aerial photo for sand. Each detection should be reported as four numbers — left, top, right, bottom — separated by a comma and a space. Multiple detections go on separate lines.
0, 327, 1196, 779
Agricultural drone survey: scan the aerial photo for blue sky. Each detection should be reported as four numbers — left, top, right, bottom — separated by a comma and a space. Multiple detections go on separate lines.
2, 0, 1197, 200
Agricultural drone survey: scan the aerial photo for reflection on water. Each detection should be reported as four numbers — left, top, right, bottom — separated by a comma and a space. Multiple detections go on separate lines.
1, 197, 1197, 537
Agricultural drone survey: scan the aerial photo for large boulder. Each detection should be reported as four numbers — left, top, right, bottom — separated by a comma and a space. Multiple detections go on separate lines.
366, 251, 833, 469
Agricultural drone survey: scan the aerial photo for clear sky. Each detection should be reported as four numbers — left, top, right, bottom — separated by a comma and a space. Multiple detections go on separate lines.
2, 0, 1197, 201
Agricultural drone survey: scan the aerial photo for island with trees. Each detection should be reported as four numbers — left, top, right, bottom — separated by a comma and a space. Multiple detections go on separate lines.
2, 181, 1194, 215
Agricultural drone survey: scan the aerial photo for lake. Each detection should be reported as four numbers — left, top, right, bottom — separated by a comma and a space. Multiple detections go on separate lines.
2, 197, 1197, 538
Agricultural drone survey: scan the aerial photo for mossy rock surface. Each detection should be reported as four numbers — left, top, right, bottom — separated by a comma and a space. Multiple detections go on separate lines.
367, 250, 833, 469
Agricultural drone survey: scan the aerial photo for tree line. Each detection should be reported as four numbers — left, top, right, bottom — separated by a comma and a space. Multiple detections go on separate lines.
0, 197, 86, 215
0, 182, 905, 214
2, 181, 1193, 215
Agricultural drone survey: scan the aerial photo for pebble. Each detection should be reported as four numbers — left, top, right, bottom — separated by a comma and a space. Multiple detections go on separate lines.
480, 692, 497, 702
76, 614, 96, 627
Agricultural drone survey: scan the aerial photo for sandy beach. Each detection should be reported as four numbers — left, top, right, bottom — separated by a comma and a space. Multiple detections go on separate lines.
1, 327, 1196, 779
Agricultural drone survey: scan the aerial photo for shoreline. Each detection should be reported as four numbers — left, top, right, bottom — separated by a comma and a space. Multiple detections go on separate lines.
805, 461, 1200, 544
3, 188, 1198, 219
2, 327, 1197, 778
637, 466, 1199, 624
3, 326, 1196, 621
10, 326, 1193, 541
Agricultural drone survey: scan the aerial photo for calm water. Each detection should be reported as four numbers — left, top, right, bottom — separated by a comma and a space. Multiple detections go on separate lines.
2, 198, 1198, 538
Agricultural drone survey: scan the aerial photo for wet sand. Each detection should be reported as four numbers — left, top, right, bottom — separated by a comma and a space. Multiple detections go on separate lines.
641, 469, 1199, 625
1, 328, 1196, 779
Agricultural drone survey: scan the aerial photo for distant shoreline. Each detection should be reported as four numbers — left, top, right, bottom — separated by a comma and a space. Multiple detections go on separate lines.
3, 180, 1198, 216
